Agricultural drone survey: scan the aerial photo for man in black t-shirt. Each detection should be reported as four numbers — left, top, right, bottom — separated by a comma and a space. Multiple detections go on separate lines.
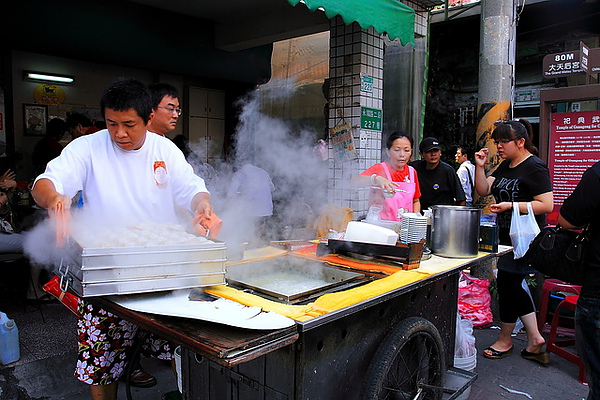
410, 137, 466, 211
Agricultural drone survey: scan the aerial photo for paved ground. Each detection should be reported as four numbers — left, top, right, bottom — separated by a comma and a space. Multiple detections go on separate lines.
0, 296, 591, 400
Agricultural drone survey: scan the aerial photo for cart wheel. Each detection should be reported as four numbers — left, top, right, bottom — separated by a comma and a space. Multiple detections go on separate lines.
362, 317, 445, 400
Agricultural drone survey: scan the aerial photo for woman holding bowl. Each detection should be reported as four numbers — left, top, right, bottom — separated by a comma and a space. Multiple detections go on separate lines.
352, 131, 421, 221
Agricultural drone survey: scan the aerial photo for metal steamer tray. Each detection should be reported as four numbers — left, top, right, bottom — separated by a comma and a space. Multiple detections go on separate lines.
58, 239, 227, 297
226, 255, 368, 304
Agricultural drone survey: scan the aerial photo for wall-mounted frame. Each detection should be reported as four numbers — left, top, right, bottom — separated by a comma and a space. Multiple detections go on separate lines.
24, 103, 47, 136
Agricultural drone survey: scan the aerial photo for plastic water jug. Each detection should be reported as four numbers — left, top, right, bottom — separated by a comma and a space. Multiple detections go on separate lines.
0, 311, 20, 365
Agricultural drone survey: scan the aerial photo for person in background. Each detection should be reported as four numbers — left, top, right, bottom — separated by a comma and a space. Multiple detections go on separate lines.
147, 82, 180, 137
352, 131, 421, 220
474, 119, 553, 364
226, 163, 275, 244
172, 134, 217, 191
32, 118, 67, 176
31, 77, 212, 400
410, 137, 465, 211
64, 112, 97, 143
558, 162, 600, 400
0, 169, 24, 252
455, 145, 476, 206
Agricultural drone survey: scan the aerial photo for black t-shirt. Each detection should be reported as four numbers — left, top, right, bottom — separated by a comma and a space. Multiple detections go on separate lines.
409, 160, 466, 210
491, 155, 552, 245
560, 162, 600, 297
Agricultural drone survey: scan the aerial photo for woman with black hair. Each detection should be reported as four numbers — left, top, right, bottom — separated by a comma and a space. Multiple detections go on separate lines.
352, 131, 421, 220
474, 119, 554, 364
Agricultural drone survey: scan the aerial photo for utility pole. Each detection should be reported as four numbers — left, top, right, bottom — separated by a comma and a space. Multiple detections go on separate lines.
476, 0, 516, 158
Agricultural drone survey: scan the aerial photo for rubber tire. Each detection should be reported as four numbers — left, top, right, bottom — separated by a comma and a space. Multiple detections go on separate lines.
362, 317, 446, 400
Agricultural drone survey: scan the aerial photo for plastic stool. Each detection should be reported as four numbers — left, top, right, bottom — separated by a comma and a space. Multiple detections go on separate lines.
537, 278, 581, 335
546, 295, 586, 384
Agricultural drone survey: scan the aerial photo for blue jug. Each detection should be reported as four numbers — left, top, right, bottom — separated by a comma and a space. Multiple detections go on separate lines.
0, 311, 20, 365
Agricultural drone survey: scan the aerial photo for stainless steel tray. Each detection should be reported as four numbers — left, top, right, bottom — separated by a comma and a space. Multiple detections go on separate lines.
226, 255, 366, 303
59, 238, 227, 297
62, 270, 225, 297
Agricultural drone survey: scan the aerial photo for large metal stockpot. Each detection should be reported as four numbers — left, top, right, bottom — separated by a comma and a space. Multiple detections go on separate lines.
430, 205, 482, 258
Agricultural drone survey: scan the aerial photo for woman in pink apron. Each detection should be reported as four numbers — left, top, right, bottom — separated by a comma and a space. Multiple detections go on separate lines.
354, 132, 421, 221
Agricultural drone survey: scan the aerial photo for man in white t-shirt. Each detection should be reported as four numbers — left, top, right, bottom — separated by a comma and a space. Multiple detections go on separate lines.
227, 163, 274, 243
455, 145, 476, 206
31, 78, 212, 400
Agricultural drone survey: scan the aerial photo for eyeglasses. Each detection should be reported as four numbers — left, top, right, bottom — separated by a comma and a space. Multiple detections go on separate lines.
493, 139, 513, 145
158, 106, 182, 116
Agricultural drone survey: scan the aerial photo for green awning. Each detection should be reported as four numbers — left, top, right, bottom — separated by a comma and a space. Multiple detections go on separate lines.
286, 0, 415, 45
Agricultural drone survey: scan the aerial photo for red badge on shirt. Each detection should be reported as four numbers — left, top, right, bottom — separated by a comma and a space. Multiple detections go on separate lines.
153, 161, 169, 188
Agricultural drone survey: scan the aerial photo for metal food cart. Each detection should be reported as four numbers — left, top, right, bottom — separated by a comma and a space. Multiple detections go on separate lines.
96, 245, 509, 400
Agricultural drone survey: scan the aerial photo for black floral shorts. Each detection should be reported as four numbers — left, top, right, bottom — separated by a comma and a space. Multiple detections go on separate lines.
74, 299, 173, 385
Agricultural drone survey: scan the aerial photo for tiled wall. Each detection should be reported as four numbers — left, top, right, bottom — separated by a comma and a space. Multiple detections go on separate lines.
327, 17, 384, 219
327, 8, 429, 220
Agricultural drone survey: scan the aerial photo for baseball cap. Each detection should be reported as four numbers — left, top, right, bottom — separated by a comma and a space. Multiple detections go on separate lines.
419, 137, 441, 153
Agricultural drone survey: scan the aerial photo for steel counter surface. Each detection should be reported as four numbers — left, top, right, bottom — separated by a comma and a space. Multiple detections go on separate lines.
93, 247, 507, 367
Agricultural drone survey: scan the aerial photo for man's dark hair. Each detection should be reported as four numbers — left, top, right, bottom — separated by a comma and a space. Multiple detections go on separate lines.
457, 145, 474, 159
100, 78, 153, 124
46, 118, 67, 140
65, 112, 92, 130
148, 82, 179, 110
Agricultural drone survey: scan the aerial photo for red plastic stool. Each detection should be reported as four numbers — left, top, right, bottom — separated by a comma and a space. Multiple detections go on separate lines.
537, 278, 581, 335
546, 295, 587, 384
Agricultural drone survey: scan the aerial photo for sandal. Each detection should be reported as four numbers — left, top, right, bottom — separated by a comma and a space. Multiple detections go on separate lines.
483, 345, 514, 359
521, 349, 550, 365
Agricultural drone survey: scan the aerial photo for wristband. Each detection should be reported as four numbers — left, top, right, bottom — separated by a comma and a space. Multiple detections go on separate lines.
370, 174, 378, 186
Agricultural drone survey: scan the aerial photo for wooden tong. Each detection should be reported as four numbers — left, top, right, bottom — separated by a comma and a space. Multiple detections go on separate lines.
55, 201, 71, 248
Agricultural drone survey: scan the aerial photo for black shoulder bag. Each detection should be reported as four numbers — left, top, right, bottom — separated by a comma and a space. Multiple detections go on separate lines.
523, 224, 589, 285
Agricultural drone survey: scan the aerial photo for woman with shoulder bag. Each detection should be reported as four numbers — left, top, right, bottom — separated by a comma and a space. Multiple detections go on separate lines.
474, 119, 553, 364
558, 162, 600, 400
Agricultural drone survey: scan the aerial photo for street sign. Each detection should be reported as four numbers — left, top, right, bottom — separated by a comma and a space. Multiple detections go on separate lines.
581, 41, 600, 75
360, 74, 373, 93
360, 107, 382, 131
542, 51, 583, 78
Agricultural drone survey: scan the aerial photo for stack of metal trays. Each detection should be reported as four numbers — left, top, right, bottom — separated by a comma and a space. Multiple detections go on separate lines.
58, 239, 227, 297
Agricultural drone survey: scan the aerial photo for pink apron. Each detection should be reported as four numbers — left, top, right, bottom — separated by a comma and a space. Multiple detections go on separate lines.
378, 163, 417, 221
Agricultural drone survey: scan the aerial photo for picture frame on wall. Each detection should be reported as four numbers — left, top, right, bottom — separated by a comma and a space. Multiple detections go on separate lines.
24, 103, 47, 136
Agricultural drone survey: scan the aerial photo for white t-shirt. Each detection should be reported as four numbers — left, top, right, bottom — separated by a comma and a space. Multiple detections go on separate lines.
227, 164, 274, 217
457, 160, 475, 204
35, 129, 208, 226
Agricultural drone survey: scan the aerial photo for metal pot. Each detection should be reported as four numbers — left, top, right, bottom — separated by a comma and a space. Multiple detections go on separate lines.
430, 205, 482, 258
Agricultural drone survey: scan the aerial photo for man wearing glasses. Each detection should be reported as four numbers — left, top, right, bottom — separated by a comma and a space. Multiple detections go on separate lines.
148, 82, 181, 137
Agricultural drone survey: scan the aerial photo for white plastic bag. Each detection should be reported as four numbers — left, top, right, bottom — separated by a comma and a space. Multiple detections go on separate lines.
510, 202, 540, 259
454, 312, 476, 358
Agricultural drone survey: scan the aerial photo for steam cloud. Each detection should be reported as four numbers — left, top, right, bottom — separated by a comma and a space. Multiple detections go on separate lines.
22, 79, 329, 270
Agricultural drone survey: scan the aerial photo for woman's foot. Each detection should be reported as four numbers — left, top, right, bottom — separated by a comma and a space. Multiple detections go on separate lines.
524, 338, 546, 355
483, 345, 514, 359
521, 349, 550, 365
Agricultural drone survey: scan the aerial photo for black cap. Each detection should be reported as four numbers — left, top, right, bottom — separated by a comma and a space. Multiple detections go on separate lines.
419, 137, 441, 153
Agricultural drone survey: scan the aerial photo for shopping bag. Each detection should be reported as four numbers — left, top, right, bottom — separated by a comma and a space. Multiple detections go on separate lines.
457, 271, 493, 328
510, 202, 540, 259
